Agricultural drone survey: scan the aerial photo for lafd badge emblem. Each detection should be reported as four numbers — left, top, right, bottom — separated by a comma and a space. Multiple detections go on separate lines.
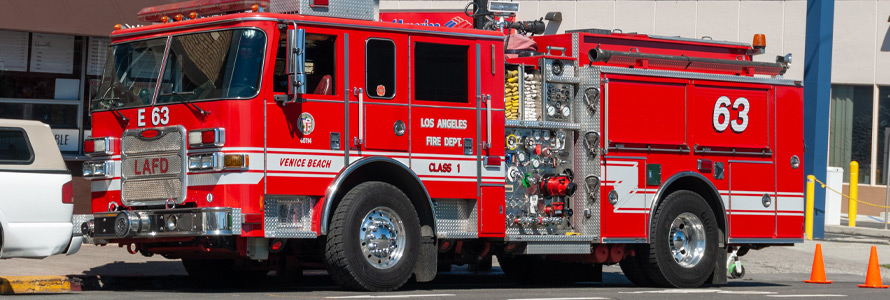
298, 113, 315, 135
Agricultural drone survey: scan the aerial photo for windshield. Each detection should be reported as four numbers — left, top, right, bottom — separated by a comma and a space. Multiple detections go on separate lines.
92, 29, 266, 111
93, 38, 167, 110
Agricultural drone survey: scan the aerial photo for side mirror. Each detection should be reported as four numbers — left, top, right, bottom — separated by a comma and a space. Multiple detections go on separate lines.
279, 25, 306, 105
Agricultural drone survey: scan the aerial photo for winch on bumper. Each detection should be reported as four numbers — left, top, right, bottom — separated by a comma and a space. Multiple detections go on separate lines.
80, 207, 242, 239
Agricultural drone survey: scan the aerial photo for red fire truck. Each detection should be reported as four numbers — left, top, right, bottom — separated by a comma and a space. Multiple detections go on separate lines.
77, 0, 804, 291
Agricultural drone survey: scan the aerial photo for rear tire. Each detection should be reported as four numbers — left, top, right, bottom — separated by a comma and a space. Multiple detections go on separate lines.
619, 245, 655, 287
643, 190, 719, 288
324, 182, 420, 291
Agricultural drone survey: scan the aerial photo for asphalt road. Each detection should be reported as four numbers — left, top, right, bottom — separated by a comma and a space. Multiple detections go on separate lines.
9, 266, 890, 300
3, 232, 889, 299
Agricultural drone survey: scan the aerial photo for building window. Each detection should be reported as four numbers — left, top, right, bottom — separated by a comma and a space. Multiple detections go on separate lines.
830, 85, 873, 183
414, 42, 468, 103
877, 87, 890, 185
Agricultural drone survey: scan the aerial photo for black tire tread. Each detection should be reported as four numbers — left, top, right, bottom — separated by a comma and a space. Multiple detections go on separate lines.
619, 245, 655, 287
643, 190, 719, 288
324, 181, 419, 291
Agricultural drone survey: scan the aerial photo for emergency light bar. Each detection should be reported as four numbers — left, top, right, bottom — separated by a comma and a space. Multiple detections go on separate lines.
488, 1, 520, 14
137, 0, 269, 23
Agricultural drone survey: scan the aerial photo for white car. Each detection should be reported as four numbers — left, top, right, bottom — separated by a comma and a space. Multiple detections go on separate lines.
0, 119, 81, 258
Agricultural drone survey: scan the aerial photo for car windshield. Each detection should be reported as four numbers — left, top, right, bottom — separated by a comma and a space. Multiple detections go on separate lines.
92, 29, 266, 111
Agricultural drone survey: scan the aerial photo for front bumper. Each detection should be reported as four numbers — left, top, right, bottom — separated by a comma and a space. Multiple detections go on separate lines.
77, 207, 242, 240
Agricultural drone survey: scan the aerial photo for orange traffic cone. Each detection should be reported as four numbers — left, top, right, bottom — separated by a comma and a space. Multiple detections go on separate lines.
858, 246, 889, 288
804, 243, 832, 284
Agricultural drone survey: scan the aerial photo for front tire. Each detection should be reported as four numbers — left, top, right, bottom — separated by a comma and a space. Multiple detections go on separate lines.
324, 182, 420, 291
643, 191, 719, 288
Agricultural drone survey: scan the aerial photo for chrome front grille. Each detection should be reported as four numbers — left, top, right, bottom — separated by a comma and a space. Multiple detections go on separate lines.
122, 155, 183, 177
121, 126, 187, 206
121, 178, 183, 203
122, 127, 183, 155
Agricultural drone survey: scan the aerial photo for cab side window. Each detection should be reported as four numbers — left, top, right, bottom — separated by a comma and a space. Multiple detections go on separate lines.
414, 42, 468, 103
366, 39, 395, 99
274, 32, 337, 95
0, 129, 33, 164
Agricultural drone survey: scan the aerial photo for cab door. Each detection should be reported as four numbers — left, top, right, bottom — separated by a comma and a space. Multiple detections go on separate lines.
408, 36, 479, 200
346, 33, 409, 156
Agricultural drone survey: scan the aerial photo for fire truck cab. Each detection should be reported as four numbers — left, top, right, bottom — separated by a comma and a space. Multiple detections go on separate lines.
78, 0, 804, 291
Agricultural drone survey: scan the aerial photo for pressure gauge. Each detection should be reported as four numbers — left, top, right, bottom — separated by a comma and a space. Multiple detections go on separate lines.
531, 158, 541, 169
561, 105, 571, 117
542, 130, 551, 141
547, 105, 557, 117
517, 151, 528, 162
533, 130, 542, 141
506, 134, 520, 150
508, 166, 522, 182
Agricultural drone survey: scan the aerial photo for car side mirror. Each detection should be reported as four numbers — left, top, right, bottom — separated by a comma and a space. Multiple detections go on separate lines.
278, 25, 306, 105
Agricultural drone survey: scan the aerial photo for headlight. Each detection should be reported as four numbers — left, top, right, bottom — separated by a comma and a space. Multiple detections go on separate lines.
83, 160, 114, 178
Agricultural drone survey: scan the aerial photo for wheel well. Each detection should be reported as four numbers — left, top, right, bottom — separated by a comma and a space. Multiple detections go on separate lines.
652, 173, 727, 245
322, 159, 435, 237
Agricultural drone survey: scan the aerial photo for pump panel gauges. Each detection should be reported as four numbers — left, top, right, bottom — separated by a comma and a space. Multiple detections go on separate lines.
504, 125, 576, 235
540, 58, 578, 122
544, 83, 573, 122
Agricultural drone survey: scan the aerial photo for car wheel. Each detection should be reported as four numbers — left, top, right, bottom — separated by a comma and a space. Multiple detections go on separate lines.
643, 190, 719, 288
324, 182, 420, 291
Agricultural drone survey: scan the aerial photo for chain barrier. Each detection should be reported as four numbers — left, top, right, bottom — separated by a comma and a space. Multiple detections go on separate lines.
810, 176, 890, 209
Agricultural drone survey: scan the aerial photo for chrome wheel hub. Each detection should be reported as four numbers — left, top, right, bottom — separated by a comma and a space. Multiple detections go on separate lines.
359, 207, 406, 269
668, 212, 706, 268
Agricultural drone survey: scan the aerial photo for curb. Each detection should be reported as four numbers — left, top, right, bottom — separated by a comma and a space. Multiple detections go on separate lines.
826, 225, 890, 239
0, 276, 79, 294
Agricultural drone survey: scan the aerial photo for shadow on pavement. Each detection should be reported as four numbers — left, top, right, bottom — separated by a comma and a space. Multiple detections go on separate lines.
71, 266, 787, 293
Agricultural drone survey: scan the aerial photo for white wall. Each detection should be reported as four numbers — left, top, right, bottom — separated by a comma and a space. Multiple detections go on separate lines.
382, 0, 890, 84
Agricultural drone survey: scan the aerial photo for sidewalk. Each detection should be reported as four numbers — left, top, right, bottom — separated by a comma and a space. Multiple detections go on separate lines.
824, 214, 890, 239
0, 244, 186, 294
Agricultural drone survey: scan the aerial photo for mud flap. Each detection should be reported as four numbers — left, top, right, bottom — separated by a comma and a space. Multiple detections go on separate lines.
707, 247, 728, 285
413, 236, 437, 282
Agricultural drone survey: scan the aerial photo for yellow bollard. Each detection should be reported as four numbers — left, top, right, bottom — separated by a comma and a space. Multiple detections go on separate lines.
806, 175, 815, 240
849, 161, 859, 227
